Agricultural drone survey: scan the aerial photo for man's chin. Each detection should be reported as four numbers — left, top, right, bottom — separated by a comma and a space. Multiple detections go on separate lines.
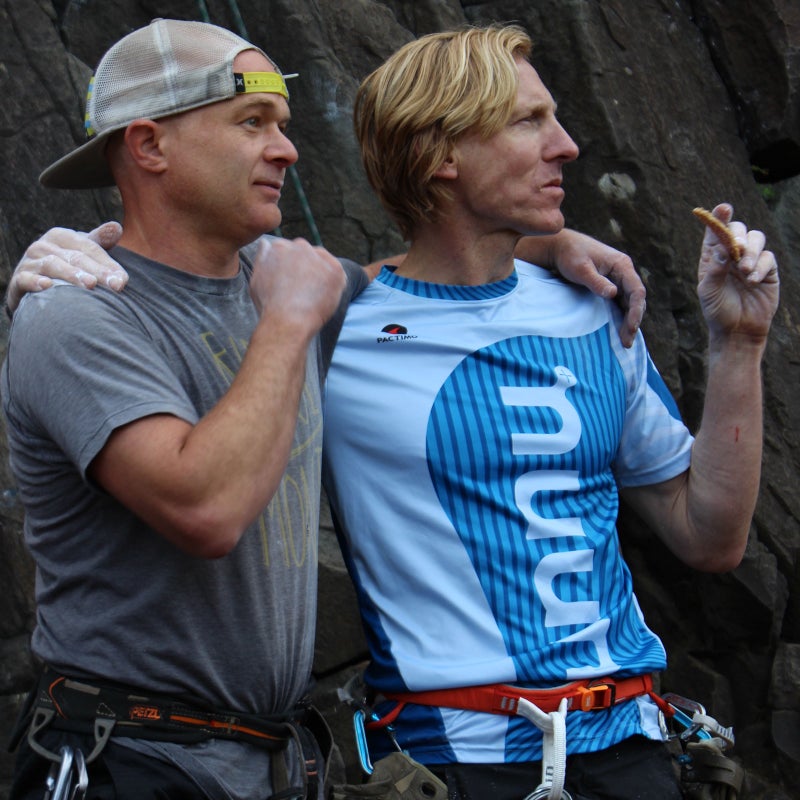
521, 217, 565, 237
250, 210, 283, 239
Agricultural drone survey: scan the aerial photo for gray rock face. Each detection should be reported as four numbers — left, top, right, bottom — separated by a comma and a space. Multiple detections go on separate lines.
1, 1, 798, 797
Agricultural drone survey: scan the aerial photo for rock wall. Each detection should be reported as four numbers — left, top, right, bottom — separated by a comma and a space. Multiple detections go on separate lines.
0, 0, 798, 797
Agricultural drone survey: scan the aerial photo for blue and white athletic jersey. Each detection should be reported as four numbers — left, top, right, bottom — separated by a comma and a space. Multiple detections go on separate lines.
322, 262, 693, 764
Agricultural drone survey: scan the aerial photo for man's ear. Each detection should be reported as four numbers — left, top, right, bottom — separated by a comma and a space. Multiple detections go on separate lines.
433, 153, 458, 181
123, 119, 168, 176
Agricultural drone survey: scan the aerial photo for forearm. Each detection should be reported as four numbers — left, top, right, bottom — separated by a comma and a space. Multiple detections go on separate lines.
179, 316, 313, 533
514, 233, 559, 267
623, 336, 765, 572
681, 333, 766, 567
92, 237, 346, 557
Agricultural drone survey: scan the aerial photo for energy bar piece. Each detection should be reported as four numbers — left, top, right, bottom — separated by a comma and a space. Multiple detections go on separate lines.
692, 207, 743, 261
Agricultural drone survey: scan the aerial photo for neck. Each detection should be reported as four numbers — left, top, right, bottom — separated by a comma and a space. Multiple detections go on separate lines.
395, 222, 520, 286
118, 216, 243, 278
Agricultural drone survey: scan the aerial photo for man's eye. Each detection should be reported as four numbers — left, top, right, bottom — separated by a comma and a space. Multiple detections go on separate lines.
525, 114, 544, 126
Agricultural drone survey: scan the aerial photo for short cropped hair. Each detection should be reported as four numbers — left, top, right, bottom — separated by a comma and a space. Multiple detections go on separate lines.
353, 24, 532, 239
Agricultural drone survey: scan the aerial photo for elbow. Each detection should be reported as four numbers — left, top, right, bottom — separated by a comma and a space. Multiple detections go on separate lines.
158, 504, 248, 559
682, 537, 747, 574
711, 548, 747, 573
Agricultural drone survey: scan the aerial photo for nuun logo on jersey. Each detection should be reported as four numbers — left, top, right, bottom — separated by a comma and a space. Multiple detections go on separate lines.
427, 335, 623, 679
501, 364, 618, 677
500, 366, 582, 539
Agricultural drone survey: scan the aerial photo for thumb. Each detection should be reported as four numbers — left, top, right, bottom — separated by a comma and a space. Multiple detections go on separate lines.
711, 203, 734, 224
87, 221, 123, 250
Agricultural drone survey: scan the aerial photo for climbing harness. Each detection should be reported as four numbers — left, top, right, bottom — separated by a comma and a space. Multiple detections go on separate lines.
370, 675, 655, 800
375, 673, 655, 722
14, 668, 325, 800
25, 669, 299, 758
349, 674, 741, 800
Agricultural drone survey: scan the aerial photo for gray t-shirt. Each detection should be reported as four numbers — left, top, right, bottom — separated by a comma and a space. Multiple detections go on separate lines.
2, 242, 364, 719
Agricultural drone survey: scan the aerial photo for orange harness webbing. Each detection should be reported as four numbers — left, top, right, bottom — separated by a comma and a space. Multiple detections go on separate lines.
368, 673, 656, 729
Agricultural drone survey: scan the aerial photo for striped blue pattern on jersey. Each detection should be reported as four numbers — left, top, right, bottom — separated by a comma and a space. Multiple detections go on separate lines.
426, 328, 665, 681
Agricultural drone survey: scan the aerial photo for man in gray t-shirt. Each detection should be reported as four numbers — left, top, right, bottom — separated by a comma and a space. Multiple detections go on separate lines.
2, 19, 351, 800
4, 246, 364, 715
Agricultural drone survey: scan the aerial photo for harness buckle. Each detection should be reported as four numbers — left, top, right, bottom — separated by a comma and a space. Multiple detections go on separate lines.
574, 681, 616, 711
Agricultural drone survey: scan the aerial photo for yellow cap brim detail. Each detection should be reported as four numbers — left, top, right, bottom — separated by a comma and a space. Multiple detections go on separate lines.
234, 72, 288, 99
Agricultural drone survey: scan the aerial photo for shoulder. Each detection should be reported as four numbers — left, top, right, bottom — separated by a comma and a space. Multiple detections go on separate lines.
14, 281, 120, 330
514, 259, 616, 318
5, 284, 132, 409
10, 278, 152, 369
514, 259, 595, 300
339, 257, 368, 301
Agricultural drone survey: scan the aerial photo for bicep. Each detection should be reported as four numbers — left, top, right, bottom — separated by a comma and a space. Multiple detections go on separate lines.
88, 413, 200, 547
619, 470, 691, 555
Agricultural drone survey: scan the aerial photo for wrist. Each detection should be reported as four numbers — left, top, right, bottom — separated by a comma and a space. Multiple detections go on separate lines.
707, 329, 768, 366
515, 232, 561, 268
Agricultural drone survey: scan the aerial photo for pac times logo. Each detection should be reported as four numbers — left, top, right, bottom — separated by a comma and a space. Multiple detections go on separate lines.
377, 323, 418, 343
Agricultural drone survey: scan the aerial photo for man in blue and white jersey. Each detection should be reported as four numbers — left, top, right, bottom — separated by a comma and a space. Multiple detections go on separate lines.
323, 24, 779, 800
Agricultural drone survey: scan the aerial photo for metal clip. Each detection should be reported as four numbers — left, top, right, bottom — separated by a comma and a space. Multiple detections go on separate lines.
42, 745, 89, 800
353, 704, 405, 777
661, 693, 706, 717
661, 692, 734, 746
690, 712, 735, 748
69, 748, 88, 800
523, 787, 573, 800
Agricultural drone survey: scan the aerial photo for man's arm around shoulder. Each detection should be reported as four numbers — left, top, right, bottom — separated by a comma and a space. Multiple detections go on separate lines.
90, 238, 346, 558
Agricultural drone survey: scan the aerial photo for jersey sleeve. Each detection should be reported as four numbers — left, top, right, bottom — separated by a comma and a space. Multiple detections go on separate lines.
612, 329, 694, 487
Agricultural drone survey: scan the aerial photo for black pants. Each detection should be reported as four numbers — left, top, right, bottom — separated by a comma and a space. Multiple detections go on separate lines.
428, 736, 684, 800
10, 728, 209, 800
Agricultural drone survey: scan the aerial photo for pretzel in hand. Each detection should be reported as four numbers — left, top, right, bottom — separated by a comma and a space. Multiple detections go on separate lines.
692, 207, 743, 262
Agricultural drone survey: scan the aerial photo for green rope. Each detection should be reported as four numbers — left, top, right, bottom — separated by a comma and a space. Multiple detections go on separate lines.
223, 0, 250, 40
195, 0, 323, 244
288, 166, 323, 245
196, 0, 211, 22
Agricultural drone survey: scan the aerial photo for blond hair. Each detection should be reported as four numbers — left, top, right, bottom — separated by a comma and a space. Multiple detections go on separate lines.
353, 24, 532, 238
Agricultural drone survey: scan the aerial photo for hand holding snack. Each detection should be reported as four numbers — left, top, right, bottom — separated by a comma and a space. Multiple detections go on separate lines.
694, 203, 779, 341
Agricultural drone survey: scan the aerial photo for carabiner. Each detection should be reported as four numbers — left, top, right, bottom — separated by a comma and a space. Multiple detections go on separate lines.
43, 745, 89, 800
70, 748, 88, 800
353, 709, 374, 775
44, 746, 74, 800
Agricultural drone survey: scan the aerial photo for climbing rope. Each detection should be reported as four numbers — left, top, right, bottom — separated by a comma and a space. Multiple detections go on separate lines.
196, 0, 323, 245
